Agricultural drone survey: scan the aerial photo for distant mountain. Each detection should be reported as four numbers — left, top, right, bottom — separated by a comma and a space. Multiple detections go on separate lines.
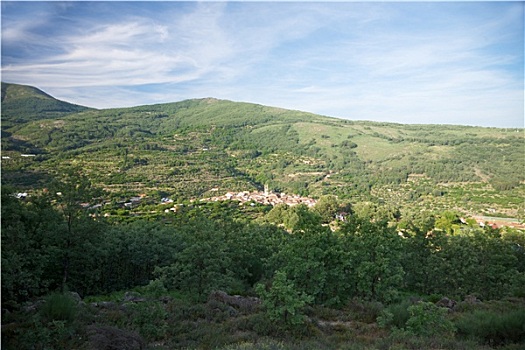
1, 82, 91, 126
1, 83, 523, 218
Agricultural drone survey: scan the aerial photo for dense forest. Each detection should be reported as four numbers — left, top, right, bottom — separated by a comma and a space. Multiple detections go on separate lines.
2, 83, 525, 349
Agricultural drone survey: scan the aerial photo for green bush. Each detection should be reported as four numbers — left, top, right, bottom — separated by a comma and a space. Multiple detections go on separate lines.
377, 300, 412, 329
40, 293, 77, 323
249, 312, 287, 337
141, 278, 168, 298
127, 301, 168, 341
378, 332, 487, 350
5, 317, 81, 350
455, 309, 525, 346
405, 302, 455, 338
425, 294, 443, 303
256, 271, 313, 326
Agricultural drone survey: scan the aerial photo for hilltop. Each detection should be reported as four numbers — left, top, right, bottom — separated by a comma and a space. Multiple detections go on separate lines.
1, 82, 524, 219
1, 82, 90, 126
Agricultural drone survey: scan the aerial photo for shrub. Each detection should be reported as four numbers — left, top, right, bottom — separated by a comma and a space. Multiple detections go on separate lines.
346, 299, 384, 324
141, 278, 168, 298
217, 338, 288, 350
377, 300, 412, 329
40, 293, 77, 323
405, 302, 455, 338
425, 293, 443, 303
256, 271, 313, 326
455, 309, 525, 346
6, 301, 83, 350
244, 312, 281, 336
127, 301, 168, 341
10, 318, 82, 350
377, 332, 486, 350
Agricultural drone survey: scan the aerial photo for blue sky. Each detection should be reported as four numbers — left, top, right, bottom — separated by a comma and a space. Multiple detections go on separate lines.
2, 1, 524, 127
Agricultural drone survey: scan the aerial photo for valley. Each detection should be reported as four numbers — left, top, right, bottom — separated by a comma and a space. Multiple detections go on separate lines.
2, 82, 524, 221
2, 82, 525, 350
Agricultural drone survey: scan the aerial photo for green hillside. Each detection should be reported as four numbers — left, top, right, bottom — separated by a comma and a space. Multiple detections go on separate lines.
1, 82, 90, 126
1, 82, 524, 218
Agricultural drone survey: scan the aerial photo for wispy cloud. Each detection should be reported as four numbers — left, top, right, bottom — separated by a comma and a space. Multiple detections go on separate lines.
245, 2, 524, 127
3, 3, 232, 87
1, 2, 523, 127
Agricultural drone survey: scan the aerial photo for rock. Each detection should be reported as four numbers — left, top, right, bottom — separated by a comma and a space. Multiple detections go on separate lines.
91, 301, 117, 309
208, 290, 261, 313
435, 297, 457, 310
464, 294, 481, 304
69, 292, 82, 303
86, 325, 145, 350
23, 299, 45, 312
123, 292, 146, 303
158, 296, 172, 304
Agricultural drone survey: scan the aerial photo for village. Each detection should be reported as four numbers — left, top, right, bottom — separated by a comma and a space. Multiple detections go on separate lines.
95, 193, 525, 230
11, 188, 525, 230
200, 186, 317, 208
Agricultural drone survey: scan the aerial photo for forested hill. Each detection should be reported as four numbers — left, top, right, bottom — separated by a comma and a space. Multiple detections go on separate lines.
1, 82, 524, 218
1, 82, 90, 126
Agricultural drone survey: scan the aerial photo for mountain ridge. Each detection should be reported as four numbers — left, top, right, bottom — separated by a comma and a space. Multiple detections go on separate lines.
3, 82, 522, 129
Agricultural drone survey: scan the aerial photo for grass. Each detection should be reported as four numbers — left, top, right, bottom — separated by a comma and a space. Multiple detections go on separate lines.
40, 293, 78, 323
455, 308, 525, 346
351, 134, 418, 162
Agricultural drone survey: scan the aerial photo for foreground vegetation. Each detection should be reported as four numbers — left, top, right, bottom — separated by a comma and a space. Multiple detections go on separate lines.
2, 175, 524, 349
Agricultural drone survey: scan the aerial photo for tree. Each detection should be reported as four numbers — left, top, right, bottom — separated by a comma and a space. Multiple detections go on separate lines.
155, 217, 236, 300
225, 222, 287, 288
420, 227, 521, 299
266, 203, 288, 226
1, 187, 62, 307
283, 204, 321, 232
340, 217, 405, 302
266, 203, 321, 232
48, 168, 104, 292
435, 211, 461, 234
98, 220, 184, 293
405, 302, 456, 338
256, 270, 313, 325
270, 227, 351, 306
313, 195, 339, 224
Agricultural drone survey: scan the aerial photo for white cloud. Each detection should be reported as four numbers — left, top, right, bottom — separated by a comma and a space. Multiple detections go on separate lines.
253, 4, 523, 127
2, 3, 237, 89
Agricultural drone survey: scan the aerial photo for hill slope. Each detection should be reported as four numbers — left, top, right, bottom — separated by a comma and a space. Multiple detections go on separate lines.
1, 82, 90, 126
1, 83, 524, 218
